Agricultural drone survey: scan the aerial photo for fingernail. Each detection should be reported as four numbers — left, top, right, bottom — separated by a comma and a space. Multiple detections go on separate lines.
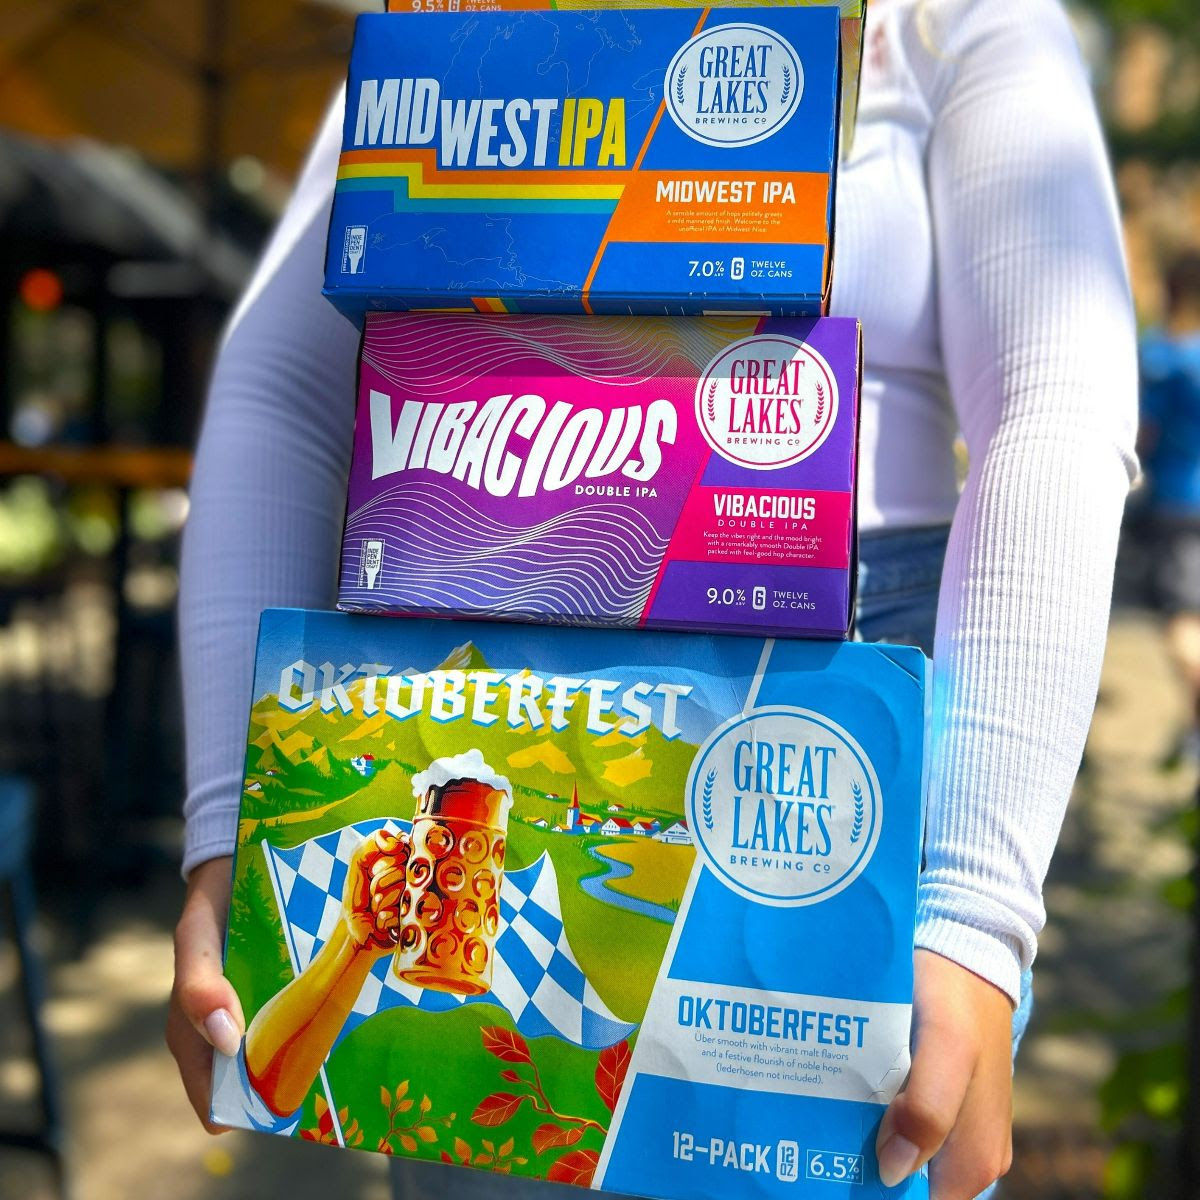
204, 1009, 243, 1057
878, 1134, 921, 1188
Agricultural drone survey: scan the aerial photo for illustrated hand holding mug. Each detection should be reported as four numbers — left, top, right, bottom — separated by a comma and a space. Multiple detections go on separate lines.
243, 751, 512, 1117
344, 826, 411, 955
344, 750, 512, 995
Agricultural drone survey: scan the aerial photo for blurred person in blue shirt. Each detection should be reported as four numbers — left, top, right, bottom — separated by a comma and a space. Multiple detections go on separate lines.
1140, 251, 1200, 767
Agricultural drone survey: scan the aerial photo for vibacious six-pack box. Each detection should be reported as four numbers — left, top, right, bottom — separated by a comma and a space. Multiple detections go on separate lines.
337, 312, 860, 637
212, 608, 928, 1198
324, 5, 842, 316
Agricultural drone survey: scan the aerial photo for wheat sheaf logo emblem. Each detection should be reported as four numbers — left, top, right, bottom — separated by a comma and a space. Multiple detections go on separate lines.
780, 65, 792, 105
814, 381, 826, 425
675, 66, 687, 105
705, 379, 718, 423
702, 769, 717, 831
849, 781, 865, 845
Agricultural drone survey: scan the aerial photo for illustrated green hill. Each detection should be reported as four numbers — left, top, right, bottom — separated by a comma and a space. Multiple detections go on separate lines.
243, 641, 697, 828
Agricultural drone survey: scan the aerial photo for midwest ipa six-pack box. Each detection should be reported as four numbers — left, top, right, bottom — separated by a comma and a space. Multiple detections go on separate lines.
212, 609, 928, 1198
337, 312, 861, 637
324, 4, 843, 316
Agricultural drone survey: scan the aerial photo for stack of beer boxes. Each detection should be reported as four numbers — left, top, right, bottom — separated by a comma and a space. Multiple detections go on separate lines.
214, 5, 930, 1197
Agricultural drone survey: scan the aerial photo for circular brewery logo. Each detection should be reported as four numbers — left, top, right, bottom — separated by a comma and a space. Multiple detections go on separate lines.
665, 23, 804, 148
695, 335, 838, 470
687, 706, 882, 907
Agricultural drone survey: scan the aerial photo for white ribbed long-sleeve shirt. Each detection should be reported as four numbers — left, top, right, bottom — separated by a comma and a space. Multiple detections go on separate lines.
180, 0, 1138, 1005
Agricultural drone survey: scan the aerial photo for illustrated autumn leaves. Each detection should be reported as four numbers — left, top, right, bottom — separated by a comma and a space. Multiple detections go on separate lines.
467, 1024, 631, 1185
300, 1024, 632, 1186
299, 1095, 361, 1148
379, 1081, 455, 1155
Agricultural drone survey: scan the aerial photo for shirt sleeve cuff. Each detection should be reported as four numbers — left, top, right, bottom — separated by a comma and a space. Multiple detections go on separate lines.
211, 1044, 302, 1133
915, 897, 1028, 1008
182, 800, 241, 879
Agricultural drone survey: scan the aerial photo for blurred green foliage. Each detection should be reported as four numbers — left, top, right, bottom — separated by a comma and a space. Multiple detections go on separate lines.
1106, 111, 1200, 166
1074, 0, 1200, 162
0, 478, 190, 580
1099, 807, 1197, 1197
0, 478, 69, 576
1077, 0, 1199, 38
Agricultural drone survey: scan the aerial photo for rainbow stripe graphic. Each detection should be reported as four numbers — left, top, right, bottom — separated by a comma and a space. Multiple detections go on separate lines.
337, 151, 626, 215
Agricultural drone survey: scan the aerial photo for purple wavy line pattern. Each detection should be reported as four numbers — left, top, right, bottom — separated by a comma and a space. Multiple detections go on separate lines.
339, 480, 670, 624
361, 313, 760, 397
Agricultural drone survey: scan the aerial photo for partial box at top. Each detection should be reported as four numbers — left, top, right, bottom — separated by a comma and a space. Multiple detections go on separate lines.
324, 6, 842, 317
384, 0, 867, 158
338, 312, 860, 638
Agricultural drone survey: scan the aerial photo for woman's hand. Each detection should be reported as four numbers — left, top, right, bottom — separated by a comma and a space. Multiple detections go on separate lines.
166, 856, 245, 1132
876, 949, 1014, 1198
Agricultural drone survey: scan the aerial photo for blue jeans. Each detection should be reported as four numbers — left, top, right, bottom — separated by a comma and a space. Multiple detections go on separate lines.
856, 524, 952, 654
390, 524, 1033, 1198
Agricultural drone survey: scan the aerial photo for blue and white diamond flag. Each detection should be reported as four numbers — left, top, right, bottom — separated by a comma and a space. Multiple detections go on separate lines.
261, 820, 636, 1051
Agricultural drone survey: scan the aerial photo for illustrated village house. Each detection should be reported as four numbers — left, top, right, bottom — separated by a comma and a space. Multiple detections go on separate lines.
563, 784, 603, 834
558, 785, 665, 838
600, 815, 634, 837
656, 820, 692, 846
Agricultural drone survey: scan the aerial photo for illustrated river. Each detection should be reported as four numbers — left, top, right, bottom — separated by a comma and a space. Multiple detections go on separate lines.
580, 845, 677, 924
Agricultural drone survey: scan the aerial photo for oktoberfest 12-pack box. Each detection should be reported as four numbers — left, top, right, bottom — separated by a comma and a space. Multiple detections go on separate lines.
211, 608, 928, 1198
337, 312, 860, 638
323, 4, 842, 316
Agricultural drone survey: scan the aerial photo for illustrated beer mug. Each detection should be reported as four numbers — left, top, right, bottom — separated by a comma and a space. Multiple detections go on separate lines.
393, 752, 511, 996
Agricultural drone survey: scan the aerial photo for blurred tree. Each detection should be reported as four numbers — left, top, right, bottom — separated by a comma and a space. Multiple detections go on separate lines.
1073, 0, 1200, 163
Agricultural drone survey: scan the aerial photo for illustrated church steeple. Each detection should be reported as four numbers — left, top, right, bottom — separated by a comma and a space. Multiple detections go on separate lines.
566, 782, 580, 833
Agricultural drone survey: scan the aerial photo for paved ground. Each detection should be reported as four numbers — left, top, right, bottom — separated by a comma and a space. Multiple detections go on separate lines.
0, 865, 392, 1200
1003, 609, 1193, 1195
0, 610, 1192, 1199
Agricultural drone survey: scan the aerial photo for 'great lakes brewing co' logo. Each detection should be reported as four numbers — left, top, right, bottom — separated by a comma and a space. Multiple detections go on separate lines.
695, 334, 839, 470
686, 707, 882, 906
665, 23, 804, 148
